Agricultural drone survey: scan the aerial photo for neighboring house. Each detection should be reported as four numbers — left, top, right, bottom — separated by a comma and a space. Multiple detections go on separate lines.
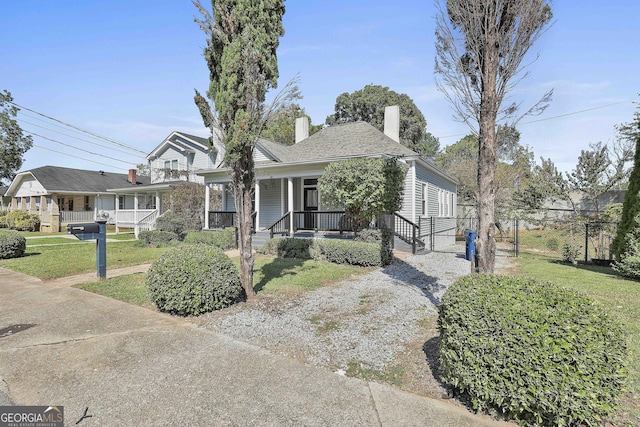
4, 166, 150, 232
106, 131, 224, 234
198, 106, 458, 252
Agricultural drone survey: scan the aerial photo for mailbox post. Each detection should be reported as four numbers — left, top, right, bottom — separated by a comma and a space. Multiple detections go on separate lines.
67, 220, 107, 280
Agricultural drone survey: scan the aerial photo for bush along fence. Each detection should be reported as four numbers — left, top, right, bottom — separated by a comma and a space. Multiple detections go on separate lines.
457, 217, 619, 264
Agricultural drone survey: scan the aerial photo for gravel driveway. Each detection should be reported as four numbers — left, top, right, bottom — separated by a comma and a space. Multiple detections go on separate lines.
197, 244, 510, 375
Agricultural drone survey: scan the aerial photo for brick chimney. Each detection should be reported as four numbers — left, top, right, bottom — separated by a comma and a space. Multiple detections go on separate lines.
128, 169, 137, 185
295, 117, 309, 143
384, 105, 400, 143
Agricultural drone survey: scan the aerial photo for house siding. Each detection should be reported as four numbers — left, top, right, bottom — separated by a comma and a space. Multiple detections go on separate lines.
399, 162, 414, 220
258, 179, 282, 228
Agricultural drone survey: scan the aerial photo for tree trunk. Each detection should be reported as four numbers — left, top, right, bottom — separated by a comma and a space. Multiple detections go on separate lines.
476, 24, 499, 274
233, 156, 256, 299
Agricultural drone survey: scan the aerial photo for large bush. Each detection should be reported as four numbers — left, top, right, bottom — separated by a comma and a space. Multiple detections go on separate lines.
183, 228, 236, 250
155, 212, 187, 239
137, 230, 180, 246
259, 237, 389, 267
146, 244, 244, 316
258, 238, 312, 259
0, 230, 26, 259
438, 274, 627, 426
2, 211, 40, 231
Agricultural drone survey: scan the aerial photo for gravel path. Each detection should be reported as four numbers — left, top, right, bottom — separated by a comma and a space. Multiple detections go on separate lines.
198, 244, 516, 375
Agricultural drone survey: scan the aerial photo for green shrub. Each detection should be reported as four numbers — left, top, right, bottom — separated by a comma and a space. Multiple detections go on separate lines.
312, 239, 383, 267
613, 212, 640, 279
0, 229, 26, 259
258, 238, 312, 259
183, 228, 236, 250
545, 237, 559, 251
155, 212, 187, 239
0, 210, 7, 228
137, 230, 180, 246
146, 244, 244, 316
354, 228, 382, 243
438, 274, 627, 426
3, 211, 40, 231
561, 243, 580, 264
259, 237, 388, 266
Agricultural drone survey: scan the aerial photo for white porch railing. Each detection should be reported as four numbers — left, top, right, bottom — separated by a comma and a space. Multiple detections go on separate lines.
137, 210, 159, 234
115, 209, 156, 226
59, 211, 95, 223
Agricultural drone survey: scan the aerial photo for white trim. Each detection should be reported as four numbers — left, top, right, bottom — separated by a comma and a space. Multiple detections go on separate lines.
255, 179, 260, 230
288, 177, 294, 232
411, 161, 416, 223
204, 184, 210, 229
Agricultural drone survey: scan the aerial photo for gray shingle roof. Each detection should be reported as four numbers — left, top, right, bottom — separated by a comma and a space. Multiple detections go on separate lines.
260, 121, 417, 163
28, 166, 150, 193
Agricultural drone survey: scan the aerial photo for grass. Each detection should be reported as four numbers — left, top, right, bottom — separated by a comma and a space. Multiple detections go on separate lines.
74, 254, 368, 307
77, 273, 152, 308
514, 251, 640, 423
0, 240, 170, 279
25, 237, 90, 245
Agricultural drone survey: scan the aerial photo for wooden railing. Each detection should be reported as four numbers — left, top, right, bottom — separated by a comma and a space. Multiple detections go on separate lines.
208, 211, 257, 233
293, 211, 352, 232
267, 212, 290, 238
209, 211, 236, 229
392, 213, 425, 254
59, 210, 95, 223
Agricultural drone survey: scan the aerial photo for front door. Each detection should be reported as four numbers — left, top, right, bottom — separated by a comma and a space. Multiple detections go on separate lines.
303, 178, 318, 230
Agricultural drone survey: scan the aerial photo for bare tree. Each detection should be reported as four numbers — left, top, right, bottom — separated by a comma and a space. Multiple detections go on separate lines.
435, 0, 553, 272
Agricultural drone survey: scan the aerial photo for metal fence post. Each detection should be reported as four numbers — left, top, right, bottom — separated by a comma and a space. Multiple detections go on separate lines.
585, 222, 589, 263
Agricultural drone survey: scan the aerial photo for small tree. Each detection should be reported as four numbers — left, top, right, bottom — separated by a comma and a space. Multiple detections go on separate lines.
0, 90, 33, 185
318, 157, 407, 231
167, 182, 206, 232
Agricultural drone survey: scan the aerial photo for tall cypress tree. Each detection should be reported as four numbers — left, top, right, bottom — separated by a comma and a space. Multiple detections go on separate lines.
194, 0, 285, 297
612, 105, 640, 260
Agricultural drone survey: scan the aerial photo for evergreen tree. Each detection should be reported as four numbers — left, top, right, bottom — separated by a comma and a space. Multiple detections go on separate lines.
194, 0, 285, 297
0, 90, 33, 185
612, 104, 640, 260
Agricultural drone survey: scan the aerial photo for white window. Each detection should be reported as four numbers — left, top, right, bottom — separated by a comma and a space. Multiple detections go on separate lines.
421, 183, 427, 216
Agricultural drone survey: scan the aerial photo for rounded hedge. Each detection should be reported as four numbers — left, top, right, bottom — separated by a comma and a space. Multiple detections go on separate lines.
0, 230, 26, 259
146, 244, 244, 316
438, 274, 627, 426
183, 228, 236, 250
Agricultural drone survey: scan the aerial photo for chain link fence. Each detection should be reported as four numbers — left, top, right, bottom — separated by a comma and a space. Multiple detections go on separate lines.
457, 216, 619, 264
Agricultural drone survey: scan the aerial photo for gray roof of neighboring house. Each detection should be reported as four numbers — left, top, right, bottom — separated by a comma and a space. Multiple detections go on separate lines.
24, 166, 150, 193
261, 121, 417, 163
147, 131, 211, 160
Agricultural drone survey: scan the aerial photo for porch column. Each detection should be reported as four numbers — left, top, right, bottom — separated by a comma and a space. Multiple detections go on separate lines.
134, 192, 139, 238
94, 195, 99, 221
221, 184, 226, 211
255, 179, 260, 230
288, 177, 294, 235
281, 178, 286, 215
204, 184, 210, 230
115, 193, 119, 233
155, 191, 160, 214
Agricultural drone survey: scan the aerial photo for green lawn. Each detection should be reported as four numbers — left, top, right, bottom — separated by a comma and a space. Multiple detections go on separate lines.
76, 255, 368, 306
0, 241, 170, 279
514, 251, 640, 423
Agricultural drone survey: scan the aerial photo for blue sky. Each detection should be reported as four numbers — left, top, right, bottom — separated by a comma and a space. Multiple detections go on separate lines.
2, 1, 638, 177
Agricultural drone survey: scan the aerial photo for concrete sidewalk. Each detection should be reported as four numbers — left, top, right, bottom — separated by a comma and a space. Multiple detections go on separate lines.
0, 267, 511, 426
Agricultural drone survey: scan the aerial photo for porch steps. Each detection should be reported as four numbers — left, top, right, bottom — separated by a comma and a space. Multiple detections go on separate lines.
251, 231, 273, 249
393, 236, 428, 255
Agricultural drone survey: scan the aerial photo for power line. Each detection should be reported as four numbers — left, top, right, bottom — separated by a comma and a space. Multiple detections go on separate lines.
438, 98, 636, 139
9, 100, 149, 155
19, 118, 144, 157
27, 131, 144, 166
32, 144, 123, 170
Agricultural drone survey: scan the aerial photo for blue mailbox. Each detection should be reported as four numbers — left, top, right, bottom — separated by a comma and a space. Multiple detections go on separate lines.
464, 229, 477, 262
67, 220, 107, 280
